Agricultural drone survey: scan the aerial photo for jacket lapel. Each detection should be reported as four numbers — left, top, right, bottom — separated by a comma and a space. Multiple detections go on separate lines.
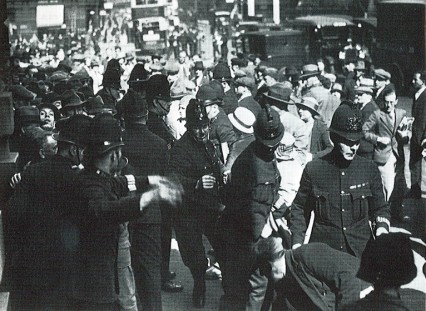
379, 111, 394, 133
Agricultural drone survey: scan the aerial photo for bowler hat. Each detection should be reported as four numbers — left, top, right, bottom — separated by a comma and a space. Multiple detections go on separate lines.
299, 64, 320, 80
185, 99, 209, 128
329, 101, 363, 141
228, 107, 255, 134
60, 90, 84, 111
118, 89, 147, 119
15, 106, 42, 127
296, 97, 320, 117
196, 85, 222, 106
263, 83, 292, 106
212, 63, 232, 82
357, 233, 417, 287
374, 68, 391, 81
56, 114, 92, 147
86, 113, 125, 155
193, 61, 205, 71
85, 96, 113, 116
254, 105, 284, 147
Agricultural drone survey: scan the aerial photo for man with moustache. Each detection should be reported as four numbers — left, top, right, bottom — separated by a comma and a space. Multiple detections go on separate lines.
290, 102, 390, 258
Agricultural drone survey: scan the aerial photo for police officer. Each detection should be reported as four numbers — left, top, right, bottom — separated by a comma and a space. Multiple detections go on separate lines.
167, 99, 225, 308
5, 115, 92, 310
290, 102, 390, 258
67, 113, 182, 310
216, 105, 284, 310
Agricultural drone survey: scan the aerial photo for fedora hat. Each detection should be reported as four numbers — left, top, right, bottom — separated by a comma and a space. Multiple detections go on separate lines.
296, 97, 320, 117
196, 84, 222, 106
15, 106, 42, 127
299, 64, 320, 80
228, 107, 256, 134
263, 83, 292, 106
254, 105, 284, 147
329, 101, 363, 141
60, 90, 84, 111
85, 95, 113, 116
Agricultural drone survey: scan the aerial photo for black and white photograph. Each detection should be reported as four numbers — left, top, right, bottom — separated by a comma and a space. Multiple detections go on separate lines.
0, 0, 425, 310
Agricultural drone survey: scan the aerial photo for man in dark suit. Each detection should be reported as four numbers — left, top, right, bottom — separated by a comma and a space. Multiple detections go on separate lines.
5, 115, 91, 310
410, 71, 426, 197
67, 114, 182, 310
363, 88, 408, 220
120, 89, 183, 311
256, 237, 364, 311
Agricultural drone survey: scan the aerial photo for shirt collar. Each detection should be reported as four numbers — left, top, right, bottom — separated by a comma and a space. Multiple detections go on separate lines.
415, 86, 426, 100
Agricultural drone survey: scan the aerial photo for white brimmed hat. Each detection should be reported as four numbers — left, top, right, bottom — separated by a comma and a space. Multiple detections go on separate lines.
228, 107, 256, 134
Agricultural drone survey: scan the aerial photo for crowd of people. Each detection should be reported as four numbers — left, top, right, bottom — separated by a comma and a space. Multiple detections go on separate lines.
0, 29, 425, 311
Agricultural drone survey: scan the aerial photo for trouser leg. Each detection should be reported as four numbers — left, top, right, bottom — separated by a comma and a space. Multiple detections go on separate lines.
160, 206, 173, 284
378, 153, 397, 202
129, 223, 162, 311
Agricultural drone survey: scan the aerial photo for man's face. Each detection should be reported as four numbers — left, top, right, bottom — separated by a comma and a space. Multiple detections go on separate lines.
375, 79, 386, 89
337, 138, 360, 160
178, 52, 186, 64
354, 92, 371, 105
413, 73, 424, 90
40, 108, 55, 130
190, 124, 209, 144
297, 107, 313, 122
235, 85, 245, 97
383, 92, 398, 114
331, 91, 341, 100
205, 104, 219, 119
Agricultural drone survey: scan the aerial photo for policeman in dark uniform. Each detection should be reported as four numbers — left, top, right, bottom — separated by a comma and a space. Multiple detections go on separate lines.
67, 114, 182, 310
5, 114, 92, 310
216, 105, 284, 311
290, 102, 391, 257
167, 99, 225, 308
145, 74, 176, 149
120, 89, 182, 311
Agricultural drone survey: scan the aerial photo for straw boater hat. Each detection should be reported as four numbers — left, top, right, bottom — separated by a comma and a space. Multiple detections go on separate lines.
296, 97, 320, 117
228, 107, 256, 134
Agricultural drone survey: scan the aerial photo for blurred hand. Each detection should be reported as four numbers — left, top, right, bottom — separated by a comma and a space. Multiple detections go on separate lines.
200, 174, 216, 189
292, 243, 302, 250
375, 227, 388, 237
222, 170, 231, 185
9, 173, 21, 189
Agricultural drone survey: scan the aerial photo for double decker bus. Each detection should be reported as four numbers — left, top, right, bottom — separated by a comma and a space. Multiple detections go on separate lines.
373, 0, 425, 92
130, 0, 171, 56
